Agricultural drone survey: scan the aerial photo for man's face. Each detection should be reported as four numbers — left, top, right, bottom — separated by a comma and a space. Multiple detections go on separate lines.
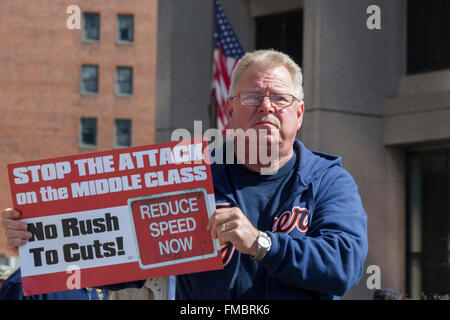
225, 63, 304, 154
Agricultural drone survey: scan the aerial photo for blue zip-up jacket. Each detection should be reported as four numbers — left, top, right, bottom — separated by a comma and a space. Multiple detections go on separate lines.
176, 140, 368, 299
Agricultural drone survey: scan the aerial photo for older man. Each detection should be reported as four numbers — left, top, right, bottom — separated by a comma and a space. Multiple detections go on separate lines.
2, 50, 367, 300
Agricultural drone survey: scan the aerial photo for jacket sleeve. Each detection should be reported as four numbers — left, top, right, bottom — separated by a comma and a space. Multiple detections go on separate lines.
0, 280, 24, 300
259, 166, 368, 296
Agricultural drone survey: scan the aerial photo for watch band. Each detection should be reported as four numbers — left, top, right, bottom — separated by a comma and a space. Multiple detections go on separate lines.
251, 231, 272, 262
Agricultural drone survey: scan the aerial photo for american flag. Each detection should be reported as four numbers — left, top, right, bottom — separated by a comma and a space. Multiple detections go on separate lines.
212, 0, 245, 132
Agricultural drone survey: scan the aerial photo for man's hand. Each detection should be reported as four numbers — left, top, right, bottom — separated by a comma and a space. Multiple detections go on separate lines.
206, 207, 259, 256
1, 208, 32, 254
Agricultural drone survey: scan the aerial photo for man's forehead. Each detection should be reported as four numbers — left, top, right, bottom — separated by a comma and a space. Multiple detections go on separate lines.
243, 62, 289, 76
239, 63, 294, 90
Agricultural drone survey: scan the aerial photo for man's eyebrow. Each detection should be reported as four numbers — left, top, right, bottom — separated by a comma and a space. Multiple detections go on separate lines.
241, 86, 289, 94
242, 90, 291, 95
240, 90, 261, 94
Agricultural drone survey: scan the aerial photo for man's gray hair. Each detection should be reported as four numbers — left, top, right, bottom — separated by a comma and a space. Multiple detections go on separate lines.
229, 49, 304, 101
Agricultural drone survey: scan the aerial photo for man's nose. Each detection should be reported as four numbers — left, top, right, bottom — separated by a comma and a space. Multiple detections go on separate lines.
257, 96, 275, 113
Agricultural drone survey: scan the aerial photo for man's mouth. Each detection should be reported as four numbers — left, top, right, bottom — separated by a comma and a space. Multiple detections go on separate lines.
252, 117, 280, 128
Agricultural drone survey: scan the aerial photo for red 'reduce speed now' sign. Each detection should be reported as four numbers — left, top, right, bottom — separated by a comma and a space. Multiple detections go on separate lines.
7, 139, 223, 296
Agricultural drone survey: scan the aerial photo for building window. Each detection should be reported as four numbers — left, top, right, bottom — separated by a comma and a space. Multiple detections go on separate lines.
255, 10, 303, 68
79, 117, 97, 147
117, 14, 134, 43
115, 119, 132, 147
81, 65, 99, 94
82, 12, 100, 42
406, 151, 450, 299
407, 0, 450, 74
116, 66, 133, 95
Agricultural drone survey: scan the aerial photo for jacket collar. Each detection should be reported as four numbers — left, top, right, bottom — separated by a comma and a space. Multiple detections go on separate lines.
210, 139, 342, 200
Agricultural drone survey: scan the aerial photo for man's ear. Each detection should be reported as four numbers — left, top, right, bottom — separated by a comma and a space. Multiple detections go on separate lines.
297, 101, 304, 130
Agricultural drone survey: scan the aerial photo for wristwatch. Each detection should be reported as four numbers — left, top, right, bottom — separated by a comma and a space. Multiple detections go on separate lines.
251, 231, 272, 261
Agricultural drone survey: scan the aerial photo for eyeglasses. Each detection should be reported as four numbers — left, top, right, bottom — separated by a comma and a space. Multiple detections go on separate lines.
230, 92, 298, 108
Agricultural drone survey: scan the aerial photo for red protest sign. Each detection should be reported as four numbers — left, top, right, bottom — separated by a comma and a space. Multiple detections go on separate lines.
129, 189, 215, 268
7, 139, 223, 296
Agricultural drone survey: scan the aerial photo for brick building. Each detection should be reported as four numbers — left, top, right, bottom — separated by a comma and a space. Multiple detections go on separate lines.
0, 0, 157, 257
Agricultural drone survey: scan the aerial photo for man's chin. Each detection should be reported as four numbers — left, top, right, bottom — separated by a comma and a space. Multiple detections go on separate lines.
228, 127, 280, 148
255, 128, 280, 142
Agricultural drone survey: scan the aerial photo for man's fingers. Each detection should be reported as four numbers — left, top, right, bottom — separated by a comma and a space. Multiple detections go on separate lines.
2, 208, 21, 220
2, 208, 30, 251
7, 237, 27, 251
1, 208, 27, 231
209, 215, 236, 239
2, 216, 29, 231
5, 228, 32, 240
208, 207, 247, 240
4, 228, 31, 251
219, 220, 237, 233
216, 221, 239, 246
207, 208, 230, 229
207, 209, 226, 237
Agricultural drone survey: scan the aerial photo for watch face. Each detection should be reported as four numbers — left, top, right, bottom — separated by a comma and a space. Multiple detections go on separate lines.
259, 236, 270, 248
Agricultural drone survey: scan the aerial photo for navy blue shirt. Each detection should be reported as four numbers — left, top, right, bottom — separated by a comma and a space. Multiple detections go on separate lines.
226, 151, 297, 299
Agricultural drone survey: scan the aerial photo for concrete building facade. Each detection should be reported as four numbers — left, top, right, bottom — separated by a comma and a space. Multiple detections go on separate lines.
155, 0, 449, 299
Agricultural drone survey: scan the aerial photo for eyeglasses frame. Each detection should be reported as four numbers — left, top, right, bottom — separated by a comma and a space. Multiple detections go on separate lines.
229, 92, 299, 109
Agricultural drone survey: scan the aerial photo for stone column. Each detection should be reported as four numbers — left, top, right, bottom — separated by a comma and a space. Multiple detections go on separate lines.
301, 0, 407, 299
